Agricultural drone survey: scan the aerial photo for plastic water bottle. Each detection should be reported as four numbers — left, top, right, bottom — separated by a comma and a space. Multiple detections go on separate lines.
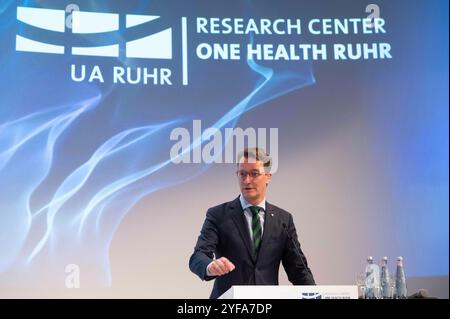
365, 256, 381, 299
394, 256, 407, 299
380, 256, 392, 298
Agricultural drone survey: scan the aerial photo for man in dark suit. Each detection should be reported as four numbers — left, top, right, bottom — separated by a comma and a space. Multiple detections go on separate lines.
189, 147, 315, 299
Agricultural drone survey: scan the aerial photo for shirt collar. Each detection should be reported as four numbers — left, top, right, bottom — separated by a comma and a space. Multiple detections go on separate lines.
239, 194, 266, 212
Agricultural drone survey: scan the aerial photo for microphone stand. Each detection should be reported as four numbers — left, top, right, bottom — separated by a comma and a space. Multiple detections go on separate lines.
282, 223, 315, 285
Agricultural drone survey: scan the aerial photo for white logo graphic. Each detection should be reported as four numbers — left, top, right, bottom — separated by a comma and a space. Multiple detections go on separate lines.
16, 6, 172, 59
65, 264, 80, 288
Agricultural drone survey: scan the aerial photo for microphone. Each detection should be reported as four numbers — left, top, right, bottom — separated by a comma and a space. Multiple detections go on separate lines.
282, 222, 315, 285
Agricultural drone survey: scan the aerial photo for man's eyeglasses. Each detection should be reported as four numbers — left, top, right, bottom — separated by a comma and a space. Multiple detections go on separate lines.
236, 170, 265, 180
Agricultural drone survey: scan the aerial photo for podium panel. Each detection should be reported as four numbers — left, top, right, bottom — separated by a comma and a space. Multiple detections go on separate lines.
219, 285, 358, 299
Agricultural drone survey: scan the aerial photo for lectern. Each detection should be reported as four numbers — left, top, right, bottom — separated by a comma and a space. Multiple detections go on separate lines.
219, 285, 358, 299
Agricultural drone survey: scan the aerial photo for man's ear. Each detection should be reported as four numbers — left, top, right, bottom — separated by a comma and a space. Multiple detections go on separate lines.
265, 173, 272, 186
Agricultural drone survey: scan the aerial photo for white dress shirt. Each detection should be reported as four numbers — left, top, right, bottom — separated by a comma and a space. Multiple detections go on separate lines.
206, 195, 266, 276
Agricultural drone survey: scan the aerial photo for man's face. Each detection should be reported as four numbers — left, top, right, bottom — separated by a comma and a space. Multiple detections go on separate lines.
237, 158, 272, 204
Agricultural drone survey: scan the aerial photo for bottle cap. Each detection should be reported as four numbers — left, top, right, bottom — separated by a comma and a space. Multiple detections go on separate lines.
397, 256, 403, 261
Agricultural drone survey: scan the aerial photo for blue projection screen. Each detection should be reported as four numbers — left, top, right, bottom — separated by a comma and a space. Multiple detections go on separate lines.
0, 0, 448, 298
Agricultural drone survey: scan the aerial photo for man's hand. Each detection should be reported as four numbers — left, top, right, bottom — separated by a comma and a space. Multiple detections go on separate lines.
207, 257, 235, 276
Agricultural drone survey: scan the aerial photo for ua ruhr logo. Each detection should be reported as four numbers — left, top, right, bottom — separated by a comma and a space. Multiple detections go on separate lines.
301, 292, 322, 299
16, 6, 172, 59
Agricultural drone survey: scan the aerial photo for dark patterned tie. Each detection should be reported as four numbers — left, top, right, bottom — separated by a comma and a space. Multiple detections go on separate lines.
249, 206, 262, 255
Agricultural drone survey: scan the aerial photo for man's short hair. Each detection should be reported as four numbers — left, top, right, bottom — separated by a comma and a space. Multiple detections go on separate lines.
237, 147, 272, 173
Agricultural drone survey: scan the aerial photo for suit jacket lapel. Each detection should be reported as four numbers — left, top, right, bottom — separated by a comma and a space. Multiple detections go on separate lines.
230, 197, 256, 263
256, 201, 276, 263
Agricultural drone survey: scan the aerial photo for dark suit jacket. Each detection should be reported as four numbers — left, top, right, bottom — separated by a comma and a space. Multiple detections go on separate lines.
189, 196, 315, 299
